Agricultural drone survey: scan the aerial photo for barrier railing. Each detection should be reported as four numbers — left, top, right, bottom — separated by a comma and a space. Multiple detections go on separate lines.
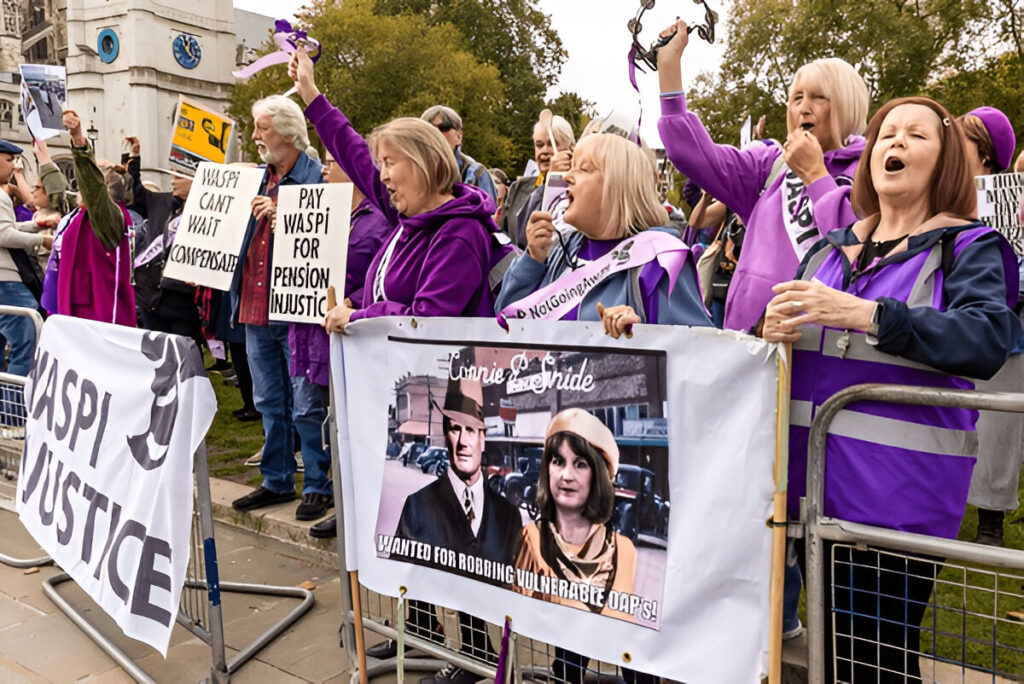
42, 441, 317, 683
0, 305, 48, 568
804, 383, 1024, 683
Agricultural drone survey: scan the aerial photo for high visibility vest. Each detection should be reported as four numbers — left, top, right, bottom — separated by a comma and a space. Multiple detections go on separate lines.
788, 225, 1012, 538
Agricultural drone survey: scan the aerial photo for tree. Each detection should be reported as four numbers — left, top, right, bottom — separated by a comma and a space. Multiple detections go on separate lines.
546, 92, 596, 139
687, 0, 994, 145
373, 0, 567, 170
228, 0, 509, 167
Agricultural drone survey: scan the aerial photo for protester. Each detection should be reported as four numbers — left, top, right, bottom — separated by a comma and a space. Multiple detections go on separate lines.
764, 96, 1020, 682
657, 20, 869, 333
228, 95, 333, 522
125, 138, 204, 348
304, 150, 391, 539
39, 111, 134, 326
289, 48, 506, 680
496, 132, 712, 332
500, 111, 575, 249
0, 138, 51, 378
958, 106, 1022, 546
288, 50, 501, 332
421, 105, 498, 202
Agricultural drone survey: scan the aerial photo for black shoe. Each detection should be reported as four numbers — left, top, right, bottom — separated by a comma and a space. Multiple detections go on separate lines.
296, 492, 334, 521
365, 638, 414, 659
419, 663, 478, 684
233, 408, 261, 422
232, 486, 296, 511
309, 516, 338, 539
976, 508, 1005, 546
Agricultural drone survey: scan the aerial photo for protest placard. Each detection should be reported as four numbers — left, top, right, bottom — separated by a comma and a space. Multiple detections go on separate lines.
162, 162, 265, 290
332, 317, 779, 682
18, 316, 216, 656
19, 64, 67, 140
976, 172, 1024, 255
269, 183, 352, 324
169, 96, 235, 173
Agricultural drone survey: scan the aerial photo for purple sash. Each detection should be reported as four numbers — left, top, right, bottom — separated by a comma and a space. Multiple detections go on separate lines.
499, 230, 689, 326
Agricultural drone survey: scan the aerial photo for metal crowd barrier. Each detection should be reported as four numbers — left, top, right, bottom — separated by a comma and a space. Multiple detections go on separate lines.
804, 383, 1024, 683
42, 440, 317, 683
0, 305, 49, 568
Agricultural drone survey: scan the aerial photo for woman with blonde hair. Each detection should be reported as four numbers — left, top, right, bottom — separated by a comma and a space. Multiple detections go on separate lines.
496, 132, 712, 335
657, 21, 870, 333
288, 50, 501, 332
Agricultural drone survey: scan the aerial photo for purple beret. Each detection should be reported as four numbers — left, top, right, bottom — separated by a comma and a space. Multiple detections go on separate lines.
968, 107, 1016, 172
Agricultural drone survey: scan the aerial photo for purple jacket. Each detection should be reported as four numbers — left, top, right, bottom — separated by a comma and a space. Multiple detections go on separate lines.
52, 204, 136, 326
658, 94, 863, 332
304, 95, 498, 322
289, 197, 392, 386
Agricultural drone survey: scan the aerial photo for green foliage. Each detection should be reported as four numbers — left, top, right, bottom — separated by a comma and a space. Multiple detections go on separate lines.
688, 0, 1000, 145
373, 0, 566, 171
546, 91, 596, 140
229, 0, 509, 167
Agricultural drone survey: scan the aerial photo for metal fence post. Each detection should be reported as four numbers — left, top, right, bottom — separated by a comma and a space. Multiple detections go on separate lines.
193, 441, 230, 683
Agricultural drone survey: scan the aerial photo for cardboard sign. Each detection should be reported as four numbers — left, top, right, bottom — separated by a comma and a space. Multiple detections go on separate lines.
169, 96, 235, 174
162, 162, 265, 290
269, 183, 352, 323
976, 173, 1024, 255
19, 64, 67, 141
19, 316, 216, 656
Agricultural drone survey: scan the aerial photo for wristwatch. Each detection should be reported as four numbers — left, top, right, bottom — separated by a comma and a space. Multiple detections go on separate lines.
866, 301, 884, 345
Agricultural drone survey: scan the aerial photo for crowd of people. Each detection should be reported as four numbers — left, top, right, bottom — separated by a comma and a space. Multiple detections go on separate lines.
0, 16, 1022, 682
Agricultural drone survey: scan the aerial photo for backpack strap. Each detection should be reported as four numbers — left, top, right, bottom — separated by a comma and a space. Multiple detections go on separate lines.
761, 153, 788, 196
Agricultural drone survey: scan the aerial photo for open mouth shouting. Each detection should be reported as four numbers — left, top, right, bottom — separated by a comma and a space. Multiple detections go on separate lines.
883, 155, 906, 173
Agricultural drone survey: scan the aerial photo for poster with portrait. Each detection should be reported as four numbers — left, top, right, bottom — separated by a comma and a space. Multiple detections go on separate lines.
169, 96, 235, 174
19, 64, 67, 140
332, 317, 781, 682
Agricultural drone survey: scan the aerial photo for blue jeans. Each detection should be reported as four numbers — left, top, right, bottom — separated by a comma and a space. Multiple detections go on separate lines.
292, 376, 331, 495
246, 323, 295, 495
783, 540, 803, 632
0, 281, 39, 376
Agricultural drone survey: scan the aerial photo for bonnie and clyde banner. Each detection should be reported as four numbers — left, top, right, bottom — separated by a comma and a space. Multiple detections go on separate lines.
17, 316, 216, 655
332, 318, 779, 682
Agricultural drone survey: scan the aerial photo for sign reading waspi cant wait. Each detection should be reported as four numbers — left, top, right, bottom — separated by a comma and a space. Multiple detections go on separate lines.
269, 183, 352, 324
162, 162, 265, 290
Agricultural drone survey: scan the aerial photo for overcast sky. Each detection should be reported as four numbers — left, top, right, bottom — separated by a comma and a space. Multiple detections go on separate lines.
232, 0, 729, 146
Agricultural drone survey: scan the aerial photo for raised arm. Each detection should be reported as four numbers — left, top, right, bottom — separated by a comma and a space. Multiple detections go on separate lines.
64, 110, 123, 251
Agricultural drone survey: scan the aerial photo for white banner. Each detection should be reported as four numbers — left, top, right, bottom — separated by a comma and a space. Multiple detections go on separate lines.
163, 162, 265, 290
269, 183, 352, 323
19, 64, 67, 141
17, 316, 217, 656
331, 317, 779, 682
976, 172, 1024, 256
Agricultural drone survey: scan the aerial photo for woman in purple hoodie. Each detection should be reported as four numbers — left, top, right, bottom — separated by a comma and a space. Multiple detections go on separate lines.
288, 50, 498, 332
656, 20, 869, 332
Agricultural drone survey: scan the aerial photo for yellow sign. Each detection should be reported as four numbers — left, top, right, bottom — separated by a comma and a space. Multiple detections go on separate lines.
169, 96, 234, 172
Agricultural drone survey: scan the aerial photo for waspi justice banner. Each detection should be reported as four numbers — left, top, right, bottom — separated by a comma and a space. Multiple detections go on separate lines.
332, 317, 781, 682
17, 316, 216, 656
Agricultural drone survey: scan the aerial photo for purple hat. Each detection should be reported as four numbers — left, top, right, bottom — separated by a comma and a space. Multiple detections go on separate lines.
968, 107, 1016, 172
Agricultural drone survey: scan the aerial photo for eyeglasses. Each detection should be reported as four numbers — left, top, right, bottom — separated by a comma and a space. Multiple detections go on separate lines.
434, 122, 457, 134
629, 0, 719, 71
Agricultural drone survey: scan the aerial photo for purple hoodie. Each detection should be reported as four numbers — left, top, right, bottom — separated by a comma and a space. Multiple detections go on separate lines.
658, 94, 864, 332
305, 95, 498, 322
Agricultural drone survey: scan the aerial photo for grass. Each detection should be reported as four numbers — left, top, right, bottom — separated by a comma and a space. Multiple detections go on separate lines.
202, 360, 263, 481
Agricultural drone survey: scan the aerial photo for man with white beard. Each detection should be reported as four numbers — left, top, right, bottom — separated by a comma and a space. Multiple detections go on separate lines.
228, 96, 331, 520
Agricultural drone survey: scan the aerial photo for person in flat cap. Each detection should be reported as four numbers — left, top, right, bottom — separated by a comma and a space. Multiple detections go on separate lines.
0, 138, 52, 379
392, 377, 523, 684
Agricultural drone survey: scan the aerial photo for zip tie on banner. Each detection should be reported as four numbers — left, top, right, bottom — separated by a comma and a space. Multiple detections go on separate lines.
396, 586, 407, 684
232, 19, 321, 80
494, 615, 512, 684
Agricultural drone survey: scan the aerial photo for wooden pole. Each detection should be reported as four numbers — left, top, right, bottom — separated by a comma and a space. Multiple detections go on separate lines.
349, 570, 368, 684
768, 344, 792, 684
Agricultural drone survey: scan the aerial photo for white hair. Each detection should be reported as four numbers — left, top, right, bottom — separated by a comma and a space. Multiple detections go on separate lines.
251, 95, 310, 151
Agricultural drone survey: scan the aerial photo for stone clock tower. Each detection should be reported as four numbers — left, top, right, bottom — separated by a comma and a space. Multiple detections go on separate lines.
64, 0, 238, 184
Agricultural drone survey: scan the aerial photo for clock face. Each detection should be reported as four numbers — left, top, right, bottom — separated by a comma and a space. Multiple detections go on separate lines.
172, 34, 202, 70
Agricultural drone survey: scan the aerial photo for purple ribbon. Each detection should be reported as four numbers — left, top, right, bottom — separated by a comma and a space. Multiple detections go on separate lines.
233, 19, 322, 80
626, 45, 644, 146
494, 617, 512, 684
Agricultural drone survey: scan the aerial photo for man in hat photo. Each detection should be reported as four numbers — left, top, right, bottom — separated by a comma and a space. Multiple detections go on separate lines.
394, 377, 522, 567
